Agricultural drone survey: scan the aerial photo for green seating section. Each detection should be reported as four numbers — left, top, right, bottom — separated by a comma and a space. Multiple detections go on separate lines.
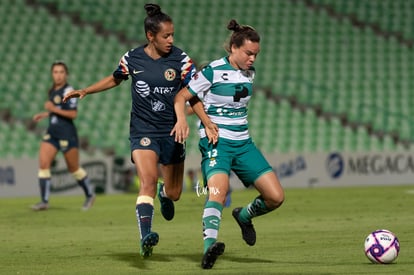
0, 0, 412, 158
0, 0, 129, 158
0, 121, 39, 158
269, 0, 414, 140
311, 0, 414, 40
248, 90, 402, 153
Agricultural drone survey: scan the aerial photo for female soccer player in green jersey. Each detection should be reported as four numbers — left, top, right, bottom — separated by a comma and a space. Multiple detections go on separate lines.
172, 19, 285, 269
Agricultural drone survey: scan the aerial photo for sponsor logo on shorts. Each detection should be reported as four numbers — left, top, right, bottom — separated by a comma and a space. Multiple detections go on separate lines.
59, 140, 69, 149
140, 137, 151, 146
209, 158, 217, 167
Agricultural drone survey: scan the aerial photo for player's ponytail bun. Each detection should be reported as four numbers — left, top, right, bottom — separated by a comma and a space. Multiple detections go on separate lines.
144, 3, 172, 35
225, 19, 260, 53
144, 3, 162, 17
227, 19, 242, 32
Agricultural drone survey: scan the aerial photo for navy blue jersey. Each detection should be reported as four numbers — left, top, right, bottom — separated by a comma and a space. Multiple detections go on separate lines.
47, 84, 78, 139
113, 45, 195, 138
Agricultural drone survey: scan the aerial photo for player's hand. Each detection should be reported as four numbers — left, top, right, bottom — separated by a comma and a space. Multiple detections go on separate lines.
205, 122, 219, 144
44, 101, 55, 112
32, 112, 48, 122
62, 89, 87, 103
171, 119, 189, 144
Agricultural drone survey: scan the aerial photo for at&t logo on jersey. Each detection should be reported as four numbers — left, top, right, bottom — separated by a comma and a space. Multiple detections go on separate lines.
153, 86, 174, 94
135, 80, 175, 97
135, 81, 151, 97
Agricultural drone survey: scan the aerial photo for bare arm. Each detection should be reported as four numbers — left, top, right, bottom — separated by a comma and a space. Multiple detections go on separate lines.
171, 87, 218, 144
43, 101, 78, 119
62, 75, 123, 102
188, 97, 219, 144
32, 111, 49, 122
171, 87, 193, 143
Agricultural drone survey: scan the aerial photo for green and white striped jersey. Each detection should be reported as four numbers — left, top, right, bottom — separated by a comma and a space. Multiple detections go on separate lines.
188, 57, 255, 141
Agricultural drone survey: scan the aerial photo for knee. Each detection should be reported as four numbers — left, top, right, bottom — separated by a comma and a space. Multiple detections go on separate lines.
167, 190, 181, 201
72, 167, 87, 181
161, 183, 182, 201
266, 191, 285, 210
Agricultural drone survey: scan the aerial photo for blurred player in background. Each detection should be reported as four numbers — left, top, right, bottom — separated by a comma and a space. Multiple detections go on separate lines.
31, 61, 95, 211
63, 4, 196, 258
172, 19, 285, 269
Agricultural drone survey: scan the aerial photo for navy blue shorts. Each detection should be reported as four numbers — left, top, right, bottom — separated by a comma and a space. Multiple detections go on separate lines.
130, 136, 186, 165
42, 131, 79, 153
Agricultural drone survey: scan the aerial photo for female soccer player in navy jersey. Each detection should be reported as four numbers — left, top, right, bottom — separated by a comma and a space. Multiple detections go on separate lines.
172, 19, 285, 269
63, 4, 196, 258
31, 61, 95, 211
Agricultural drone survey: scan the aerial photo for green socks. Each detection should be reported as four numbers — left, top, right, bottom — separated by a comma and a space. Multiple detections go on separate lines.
239, 196, 271, 223
202, 200, 223, 253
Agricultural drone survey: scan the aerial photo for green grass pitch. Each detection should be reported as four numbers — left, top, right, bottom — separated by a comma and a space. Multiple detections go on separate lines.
1, 185, 413, 274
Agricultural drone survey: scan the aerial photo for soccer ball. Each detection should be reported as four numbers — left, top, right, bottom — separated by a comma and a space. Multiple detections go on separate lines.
364, 229, 400, 264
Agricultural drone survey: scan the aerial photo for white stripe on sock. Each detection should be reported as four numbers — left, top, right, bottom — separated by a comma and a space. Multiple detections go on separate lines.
203, 228, 218, 240
203, 207, 222, 219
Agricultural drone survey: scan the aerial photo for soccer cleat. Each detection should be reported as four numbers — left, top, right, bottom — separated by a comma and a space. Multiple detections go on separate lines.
232, 207, 256, 246
157, 183, 174, 221
82, 195, 95, 211
201, 242, 225, 269
140, 232, 159, 258
31, 202, 49, 211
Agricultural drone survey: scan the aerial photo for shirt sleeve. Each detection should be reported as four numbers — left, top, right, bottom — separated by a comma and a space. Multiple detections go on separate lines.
188, 65, 213, 97
180, 52, 196, 86
62, 86, 78, 110
112, 51, 130, 80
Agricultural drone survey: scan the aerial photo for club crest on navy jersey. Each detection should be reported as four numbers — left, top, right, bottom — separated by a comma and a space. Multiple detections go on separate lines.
164, 68, 176, 81
53, 95, 62, 104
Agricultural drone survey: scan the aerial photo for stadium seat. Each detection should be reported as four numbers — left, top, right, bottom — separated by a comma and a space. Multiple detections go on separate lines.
0, 0, 412, 157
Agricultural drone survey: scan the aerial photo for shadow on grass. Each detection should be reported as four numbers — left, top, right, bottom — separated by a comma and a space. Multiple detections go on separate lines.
109, 251, 202, 269
224, 254, 275, 264
109, 251, 274, 270
28, 206, 68, 212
